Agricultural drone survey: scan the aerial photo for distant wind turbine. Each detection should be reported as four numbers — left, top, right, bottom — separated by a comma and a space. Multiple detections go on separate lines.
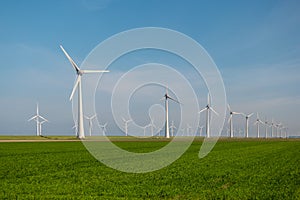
122, 117, 132, 136
264, 118, 269, 138
254, 113, 263, 138
162, 86, 180, 138
270, 119, 275, 138
148, 119, 156, 136
60, 45, 109, 139
242, 113, 253, 138
199, 94, 218, 138
198, 125, 204, 137
186, 124, 192, 136
84, 114, 97, 136
170, 121, 176, 137
227, 104, 242, 138
100, 122, 107, 136
28, 103, 48, 136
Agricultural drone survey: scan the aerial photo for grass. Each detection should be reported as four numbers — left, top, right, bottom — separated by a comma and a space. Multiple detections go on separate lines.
0, 139, 299, 199
0, 135, 78, 140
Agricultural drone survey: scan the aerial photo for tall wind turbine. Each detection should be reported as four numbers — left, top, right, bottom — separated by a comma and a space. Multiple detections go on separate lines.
254, 113, 263, 138
242, 113, 253, 138
60, 45, 109, 139
122, 117, 132, 136
28, 103, 48, 136
84, 114, 96, 136
227, 104, 241, 138
162, 86, 180, 138
170, 121, 176, 137
199, 94, 218, 138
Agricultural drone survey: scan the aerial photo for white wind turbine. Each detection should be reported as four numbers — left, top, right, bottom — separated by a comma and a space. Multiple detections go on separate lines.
263, 118, 269, 138
122, 117, 132, 136
60, 45, 109, 139
148, 119, 156, 137
270, 119, 275, 138
84, 114, 97, 136
199, 94, 218, 138
275, 123, 281, 138
227, 104, 241, 138
170, 121, 176, 137
186, 124, 192, 136
28, 103, 48, 136
198, 126, 204, 137
242, 113, 253, 138
100, 122, 107, 136
161, 86, 180, 138
254, 113, 263, 138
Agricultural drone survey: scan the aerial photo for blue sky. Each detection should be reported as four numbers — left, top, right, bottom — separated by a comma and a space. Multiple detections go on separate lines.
0, 0, 299, 136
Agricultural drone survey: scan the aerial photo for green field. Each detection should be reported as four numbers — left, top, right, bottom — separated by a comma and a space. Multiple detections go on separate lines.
0, 139, 299, 199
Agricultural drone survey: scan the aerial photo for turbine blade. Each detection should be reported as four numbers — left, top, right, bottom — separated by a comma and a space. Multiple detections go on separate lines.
28, 115, 37, 121
81, 70, 110, 74
227, 104, 231, 111
248, 113, 254, 118
210, 107, 219, 116
167, 96, 180, 104
70, 76, 81, 101
199, 108, 206, 113
39, 116, 48, 122
60, 45, 81, 73
208, 93, 210, 105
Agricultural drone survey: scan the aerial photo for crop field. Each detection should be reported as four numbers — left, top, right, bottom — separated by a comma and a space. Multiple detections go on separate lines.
0, 138, 299, 199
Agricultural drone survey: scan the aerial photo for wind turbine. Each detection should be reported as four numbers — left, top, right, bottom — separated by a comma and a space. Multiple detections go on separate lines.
227, 104, 241, 138
170, 121, 176, 137
122, 117, 132, 136
60, 45, 109, 139
100, 122, 107, 136
270, 119, 275, 138
242, 113, 253, 138
198, 126, 204, 137
72, 123, 78, 136
264, 118, 269, 138
199, 94, 218, 138
186, 124, 192, 136
28, 103, 48, 136
148, 119, 156, 137
254, 113, 263, 138
162, 86, 180, 138
84, 114, 96, 136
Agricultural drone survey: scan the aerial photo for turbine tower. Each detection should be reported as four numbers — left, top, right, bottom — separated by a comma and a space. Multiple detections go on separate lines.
242, 113, 253, 138
199, 94, 218, 138
28, 103, 48, 136
122, 117, 132, 136
254, 113, 263, 138
60, 45, 109, 139
227, 104, 241, 138
84, 114, 96, 136
162, 86, 180, 138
